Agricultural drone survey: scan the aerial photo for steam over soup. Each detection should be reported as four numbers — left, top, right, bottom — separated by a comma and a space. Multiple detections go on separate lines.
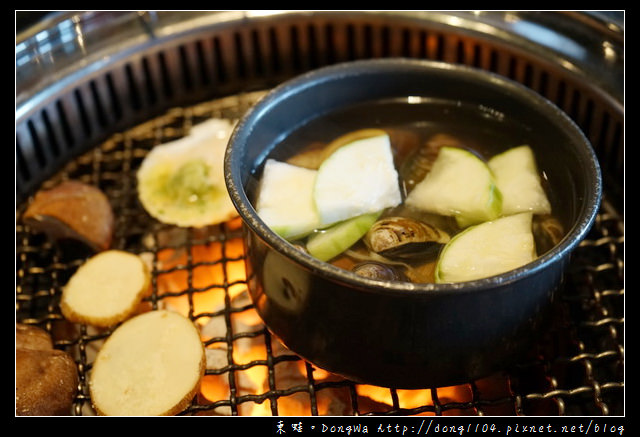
252, 97, 565, 284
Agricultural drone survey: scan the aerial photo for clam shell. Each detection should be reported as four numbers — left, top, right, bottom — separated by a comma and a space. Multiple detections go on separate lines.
365, 216, 450, 259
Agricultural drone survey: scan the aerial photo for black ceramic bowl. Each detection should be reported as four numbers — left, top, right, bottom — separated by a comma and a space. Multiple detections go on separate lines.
225, 59, 602, 388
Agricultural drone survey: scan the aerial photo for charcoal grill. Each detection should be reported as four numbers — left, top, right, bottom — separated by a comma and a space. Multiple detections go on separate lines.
15, 11, 623, 416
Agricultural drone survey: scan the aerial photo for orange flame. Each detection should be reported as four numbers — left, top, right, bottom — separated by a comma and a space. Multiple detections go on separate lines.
155, 229, 247, 323
155, 220, 507, 416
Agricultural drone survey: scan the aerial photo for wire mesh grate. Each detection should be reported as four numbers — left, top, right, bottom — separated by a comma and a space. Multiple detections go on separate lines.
15, 92, 623, 416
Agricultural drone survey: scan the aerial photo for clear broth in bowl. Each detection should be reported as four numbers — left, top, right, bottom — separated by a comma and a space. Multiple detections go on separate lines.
251, 97, 565, 283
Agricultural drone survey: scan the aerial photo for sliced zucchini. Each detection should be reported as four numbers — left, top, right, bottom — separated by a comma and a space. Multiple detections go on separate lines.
435, 212, 536, 283
306, 212, 382, 262
488, 145, 551, 215
405, 146, 502, 228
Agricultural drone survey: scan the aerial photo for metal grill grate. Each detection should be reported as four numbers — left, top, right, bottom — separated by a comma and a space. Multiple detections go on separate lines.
15, 92, 623, 416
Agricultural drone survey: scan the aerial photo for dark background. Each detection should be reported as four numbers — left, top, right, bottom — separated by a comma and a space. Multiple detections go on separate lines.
16, 11, 58, 34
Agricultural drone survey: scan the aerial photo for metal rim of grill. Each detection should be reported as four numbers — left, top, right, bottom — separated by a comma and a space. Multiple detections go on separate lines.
15, 11, 623, 416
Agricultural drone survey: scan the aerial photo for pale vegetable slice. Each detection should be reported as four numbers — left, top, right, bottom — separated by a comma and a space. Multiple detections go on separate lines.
306, 212, 381, 262
256, 159, 322, 240
405, 146, 502, 228
61, 250, 150, 328
314, 128, 390, 169
90, 310, 205, 416
287, 128, 387, 170
435, 212, 536, 283
314, 134, 402, 227
136, 118, 238, 227
488, 145, 551, 215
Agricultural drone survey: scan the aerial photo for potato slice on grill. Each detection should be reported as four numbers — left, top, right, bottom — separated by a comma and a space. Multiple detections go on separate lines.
60, 250, 150, 328
89, 310, 205, 416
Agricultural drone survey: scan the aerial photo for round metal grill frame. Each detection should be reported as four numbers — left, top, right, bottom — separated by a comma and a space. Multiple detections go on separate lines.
16, 11, 624, 206
16, 93, 623, 416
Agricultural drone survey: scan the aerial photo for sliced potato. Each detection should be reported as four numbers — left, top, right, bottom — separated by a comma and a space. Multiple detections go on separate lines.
89, 310, 205, 416
61, 250, 150, 328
